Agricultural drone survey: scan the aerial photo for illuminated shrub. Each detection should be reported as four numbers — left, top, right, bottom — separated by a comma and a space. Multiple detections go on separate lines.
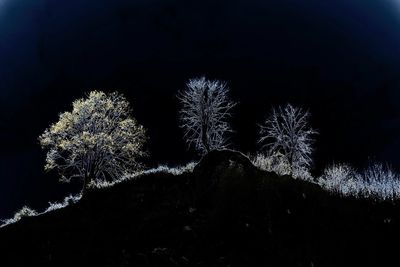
252, 152, 291, 176
39, 91, 147, 192
319, 163, 359, 196
1, 206, 37, 226
318, 163, 400, 200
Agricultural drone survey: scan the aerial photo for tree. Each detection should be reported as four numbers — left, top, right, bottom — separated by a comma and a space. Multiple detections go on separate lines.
178, 77, 236, 155
258, 104, 317, 176
39, 91, 147, 193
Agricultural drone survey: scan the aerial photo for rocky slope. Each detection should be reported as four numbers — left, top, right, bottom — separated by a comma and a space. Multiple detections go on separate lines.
1, 150, 400, 266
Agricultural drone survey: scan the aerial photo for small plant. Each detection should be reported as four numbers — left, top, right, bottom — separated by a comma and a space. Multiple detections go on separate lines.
14, 206, 37, 219
252, 152, 291, 176
45, 194, 82, 213
145, 162, 197, 176
1, 206, 38, 226
253, 152, 314, 180
91, 162, 198, 189
362, 163, 400, 200
318, 162, 400, 200
319, 163, 359, 196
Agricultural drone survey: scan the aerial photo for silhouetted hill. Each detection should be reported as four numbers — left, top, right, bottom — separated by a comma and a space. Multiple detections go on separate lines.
1, 150, 400, 266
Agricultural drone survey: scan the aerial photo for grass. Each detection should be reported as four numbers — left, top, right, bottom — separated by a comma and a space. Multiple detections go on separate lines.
1, 150, 400, 266
1, 162, 197, 227
90, 161, 197, 189
1, 206, 38, 227
318, 162, 400, 201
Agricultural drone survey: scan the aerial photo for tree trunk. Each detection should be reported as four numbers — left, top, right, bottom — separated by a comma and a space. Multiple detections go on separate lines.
202, 122, 210, 153
288, 151, 294, 176
81, 174, 91, 195
201, 89, 210, 153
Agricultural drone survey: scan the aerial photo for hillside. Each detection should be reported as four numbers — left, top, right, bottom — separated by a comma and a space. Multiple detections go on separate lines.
1, 150, 400, 266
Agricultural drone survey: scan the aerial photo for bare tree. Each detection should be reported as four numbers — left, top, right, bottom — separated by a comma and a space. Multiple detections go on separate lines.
39, 91, 147, 193
258, 104, 317, 176
178, 77, 236, 155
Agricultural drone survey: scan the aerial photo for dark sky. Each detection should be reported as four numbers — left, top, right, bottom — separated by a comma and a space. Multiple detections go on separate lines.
1, 0, 400, 218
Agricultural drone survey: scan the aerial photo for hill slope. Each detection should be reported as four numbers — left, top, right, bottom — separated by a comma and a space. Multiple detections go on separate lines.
1, 150, 400, 266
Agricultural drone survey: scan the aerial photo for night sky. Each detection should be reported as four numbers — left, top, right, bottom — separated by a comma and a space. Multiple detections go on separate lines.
1, 0, 400, 218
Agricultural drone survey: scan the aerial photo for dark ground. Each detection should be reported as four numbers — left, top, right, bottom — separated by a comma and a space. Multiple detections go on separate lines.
0, 150, 399, 266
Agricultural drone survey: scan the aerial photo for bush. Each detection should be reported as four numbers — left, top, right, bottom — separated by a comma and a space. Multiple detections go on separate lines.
318, 163, 400, 201
319, 163, 359, 196
1, 206, 38, 226
362, 163, 400, 200
252, 152, 313, 180
252, 153, 291, 176
45, 194, 81, 213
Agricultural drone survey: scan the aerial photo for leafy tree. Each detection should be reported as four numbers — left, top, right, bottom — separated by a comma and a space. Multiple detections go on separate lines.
258, 104, 317, 176
39, 91, 147, 193
178, 77, 236, 155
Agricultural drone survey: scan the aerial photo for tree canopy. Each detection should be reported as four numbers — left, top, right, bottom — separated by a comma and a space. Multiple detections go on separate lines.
39, 91, 147, 191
